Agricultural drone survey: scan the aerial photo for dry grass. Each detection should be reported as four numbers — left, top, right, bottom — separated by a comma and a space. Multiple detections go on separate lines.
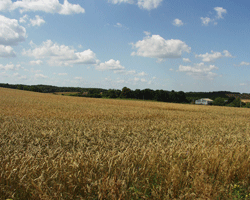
242, 99, 250, 103
1, 87, 250, 199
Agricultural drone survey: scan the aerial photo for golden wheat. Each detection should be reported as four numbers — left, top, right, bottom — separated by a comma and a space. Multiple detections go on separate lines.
0, 87, 250, 199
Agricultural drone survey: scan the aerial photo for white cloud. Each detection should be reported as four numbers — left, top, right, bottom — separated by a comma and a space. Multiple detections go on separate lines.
240, 83, 246, 86
13, 72, 27, 80
0, 0, 12, 11
178, 62, 218, 79
240, 61, 250, 66
58, 73, 67, 76
183, 58, 191, 63
134, 77, 140, 82
29, 60, 43, 65
137, 71, 147, 76
30, 15, 45, 26
201, 7, 227, 26
195, 50, 232, 62
234, 61, 250, 67
144, 31, 151, 36
131, 34, 191, 62
223, 50, 233, 58
108, 0, 162, 10
114, 22, 128, 29
0, 15, 26, 46
173, 18, 184, 27
2, 0, 85, 15
23, 40, 98, 66
0, 63, 20, 71
0, 45, 16, 57
74, 76, 82, 80
117, 79, 125, 83
214, 7, 227, 19
108, 0, 134, 4
35, 73, 47, 78
114, 22, 122, 28
201, 17, 211, 26
96, 59, 125, 71
30, 68, 42, 73
19, 14, 29, 23
137, 0, 163, 10
114, 69, 136, 75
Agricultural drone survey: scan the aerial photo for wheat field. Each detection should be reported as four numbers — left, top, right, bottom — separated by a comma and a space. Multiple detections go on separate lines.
1, 87, 250, 199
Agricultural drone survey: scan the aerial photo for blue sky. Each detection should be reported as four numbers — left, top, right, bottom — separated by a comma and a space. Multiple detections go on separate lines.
0, 0, 250, 92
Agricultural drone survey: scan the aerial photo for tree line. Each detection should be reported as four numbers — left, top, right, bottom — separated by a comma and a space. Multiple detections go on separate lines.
1, 83, 249, 107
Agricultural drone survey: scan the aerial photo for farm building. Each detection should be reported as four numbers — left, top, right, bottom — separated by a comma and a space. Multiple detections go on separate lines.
195, 98, 213, 105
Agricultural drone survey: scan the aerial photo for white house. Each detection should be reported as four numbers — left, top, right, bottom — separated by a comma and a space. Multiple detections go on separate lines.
195, 98, 213, 105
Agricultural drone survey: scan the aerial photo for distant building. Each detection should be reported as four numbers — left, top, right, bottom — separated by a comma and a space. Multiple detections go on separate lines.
195, 98, 213, 105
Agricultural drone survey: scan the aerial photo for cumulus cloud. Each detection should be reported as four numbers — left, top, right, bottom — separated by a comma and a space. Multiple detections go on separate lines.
201, 17, 212, 26
13, 72, 27, 80
108, 0, 162, 10
234, 61, 250, 67
137, 0, 163, 10
0, 63, 20, 71
114, 23, 122, 28
143, 31, 151, 36
195, 50, 232, 62
0, 45, 16, 57
23, 40, 98, 66
96, 59, 125, 71
35, 73, 47, 78
214, 7, 227, 19
114, 69, 136, 75
58, 73, 67, 76
30, 68, 42, 73
108, 0, 134, 4
178, 62, 218, 79
131, 34, 191, 62
0, 15, 26, 46
183, 58, 191, 63
114, 22, 128, 29
19, 14, 29, 23
0, 0, 12, 11
1, 0, 85, 15
29, 60, 43, 65
201, 7, 227, 26
30, 15, 45, 26
137, 71, 147, 76
74, 76, 82, 80
173, 19, 184, 27
240, 61, 250, 66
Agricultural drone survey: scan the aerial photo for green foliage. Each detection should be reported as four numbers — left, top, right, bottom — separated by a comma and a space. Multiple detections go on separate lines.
227, 98, 245, 107
213, 97, 225, 106
120, 87, 132, 98
103, 89, 121, 98
229, 184, 250, 199
244, 103, 250, 108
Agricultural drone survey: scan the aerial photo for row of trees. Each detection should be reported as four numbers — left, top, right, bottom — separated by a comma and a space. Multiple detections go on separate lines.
1, 83, 250, 107
102, 87, 188, 103
212, 97, 250, 108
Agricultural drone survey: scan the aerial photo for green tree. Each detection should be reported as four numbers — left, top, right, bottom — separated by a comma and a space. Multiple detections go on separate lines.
120, 87, 132, 99
213, 97, 225, 106
231, 98, 244, 107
